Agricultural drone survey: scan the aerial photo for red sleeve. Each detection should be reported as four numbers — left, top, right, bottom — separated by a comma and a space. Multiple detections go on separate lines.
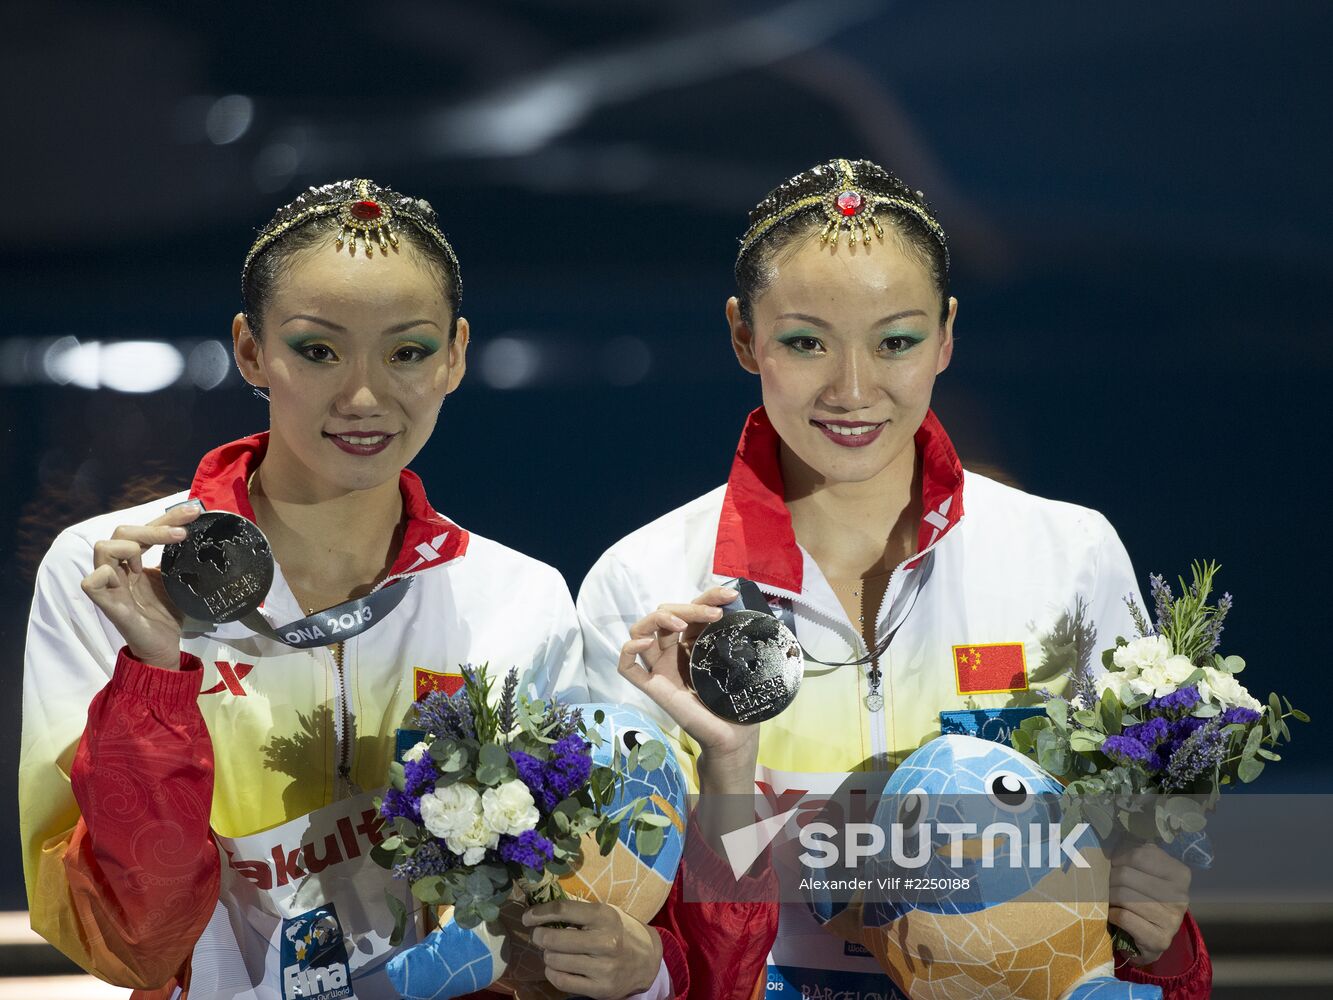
64, 647, 219, 991
1115, 910, 1212, 1000
649, 811, 779, 1000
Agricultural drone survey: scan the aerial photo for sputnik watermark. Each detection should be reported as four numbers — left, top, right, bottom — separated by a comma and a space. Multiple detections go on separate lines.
799, 821, 1091, 869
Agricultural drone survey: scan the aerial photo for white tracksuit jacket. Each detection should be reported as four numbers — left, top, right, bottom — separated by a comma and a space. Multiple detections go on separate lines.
578, 407, 1146, 996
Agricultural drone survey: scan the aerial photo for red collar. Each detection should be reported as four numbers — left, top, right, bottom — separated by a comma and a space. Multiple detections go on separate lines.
712, 407, 964, 592
189, 433, 469, 578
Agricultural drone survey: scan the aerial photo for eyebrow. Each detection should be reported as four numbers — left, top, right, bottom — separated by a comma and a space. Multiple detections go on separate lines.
280, 314, 441, 334
775, 309, 928, 328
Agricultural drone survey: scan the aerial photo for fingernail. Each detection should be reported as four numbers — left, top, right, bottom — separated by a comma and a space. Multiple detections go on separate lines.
669, 615, 688, 630
709, 606, 724, 617
721, 587, 738, 597
170, 499, 204, 513
169, 527, 187, 539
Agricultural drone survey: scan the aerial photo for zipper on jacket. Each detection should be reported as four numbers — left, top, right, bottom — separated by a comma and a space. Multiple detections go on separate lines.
330, 640, 353, 797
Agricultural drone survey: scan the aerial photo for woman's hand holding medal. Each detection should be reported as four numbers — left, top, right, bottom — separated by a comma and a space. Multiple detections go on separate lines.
617, 586, 762, 792
80, 501, 203, 669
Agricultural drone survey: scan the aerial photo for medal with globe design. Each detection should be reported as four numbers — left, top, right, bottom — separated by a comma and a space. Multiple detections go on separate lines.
689, 609, 803, 724
160, 509, 274, 623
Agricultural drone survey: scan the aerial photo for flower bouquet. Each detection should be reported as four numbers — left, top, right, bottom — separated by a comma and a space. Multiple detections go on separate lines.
373, 665, 673, 941
1010, 561, 1307, 952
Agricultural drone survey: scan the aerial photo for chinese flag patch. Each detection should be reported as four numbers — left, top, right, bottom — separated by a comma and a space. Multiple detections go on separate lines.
414, 668, 465, 701
952, 642, 1028, 695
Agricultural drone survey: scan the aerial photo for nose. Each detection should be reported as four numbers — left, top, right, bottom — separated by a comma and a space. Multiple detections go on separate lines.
822, 346, 873, 410
333, 355, 388, 417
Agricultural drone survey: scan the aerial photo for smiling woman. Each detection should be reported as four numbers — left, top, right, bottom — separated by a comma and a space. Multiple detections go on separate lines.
18, 179, 747, 1000
577, 159, 1213, 1000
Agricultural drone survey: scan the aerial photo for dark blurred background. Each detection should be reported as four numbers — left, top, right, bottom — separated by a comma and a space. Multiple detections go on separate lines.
3, 0, 1332, 991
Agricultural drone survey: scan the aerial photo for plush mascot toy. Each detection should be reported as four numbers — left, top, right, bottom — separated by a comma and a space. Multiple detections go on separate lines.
806, 735, 1162, 1000
387, 705, 688, 1000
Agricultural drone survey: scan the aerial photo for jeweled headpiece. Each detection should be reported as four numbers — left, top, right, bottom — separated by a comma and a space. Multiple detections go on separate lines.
737, 158, 948, 270
242, 179, 461, 294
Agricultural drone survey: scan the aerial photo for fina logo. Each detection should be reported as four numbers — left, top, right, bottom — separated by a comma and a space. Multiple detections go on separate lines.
283, 962, 349, 999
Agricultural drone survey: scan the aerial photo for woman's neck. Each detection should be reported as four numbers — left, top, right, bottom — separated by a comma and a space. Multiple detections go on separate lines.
781, 441, 922, 582
249, 443, 405, 611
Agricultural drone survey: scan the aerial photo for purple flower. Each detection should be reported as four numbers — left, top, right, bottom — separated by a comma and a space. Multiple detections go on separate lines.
403, 756, 440, 796
380, 787, 422, 825
1220, 706, 1261, 726
512, 749, 559, 811
1102, 734, 1152, 765
1147, 685, 1201, 714
499, 829, 555, 869
548, 735, 593, 799
1124, 717, 1170, 748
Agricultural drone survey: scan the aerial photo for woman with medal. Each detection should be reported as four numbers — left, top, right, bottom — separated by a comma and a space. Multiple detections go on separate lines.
19, 179, 772, 1000
578, 159, 1212, 1000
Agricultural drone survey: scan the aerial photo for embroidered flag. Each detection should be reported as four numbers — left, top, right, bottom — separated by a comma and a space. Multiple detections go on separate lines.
952, 642, 1028, 695
414, 667, 464, 701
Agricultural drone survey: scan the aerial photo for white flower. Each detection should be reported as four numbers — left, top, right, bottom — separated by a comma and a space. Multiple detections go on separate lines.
1128, 663, 1174, 699
419, 783, 499, 864
1096, 671, 1132, 705
482, 779, 540, 838
1112, 635, 1173, 676
403, 741, 431, 764
1162, 655, 1196, 687
1199, 667, 1262, 712
1070, 694, 1087, 711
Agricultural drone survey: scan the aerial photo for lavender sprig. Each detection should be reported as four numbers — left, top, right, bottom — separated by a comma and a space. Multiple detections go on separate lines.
1162, 719, 1227, 792
1149, 574, 1174, 636
497, 668, 519, 745
1201, 592, 1233, 656
414, 688, 476, 742
1125, 594, 1155, 640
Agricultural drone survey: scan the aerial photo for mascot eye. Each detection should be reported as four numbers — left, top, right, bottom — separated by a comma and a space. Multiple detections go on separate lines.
987, 772, 1031, 810
898, 788, 927, 830
620, 728, 652, 754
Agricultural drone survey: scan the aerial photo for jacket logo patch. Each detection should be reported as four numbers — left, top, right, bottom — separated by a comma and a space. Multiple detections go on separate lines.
414, 667, 464, 701
201, 661, 255, 696
952, 642, 1028, 695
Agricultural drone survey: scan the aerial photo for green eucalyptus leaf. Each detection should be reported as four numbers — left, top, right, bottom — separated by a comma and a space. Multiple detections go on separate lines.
1223, 655, 1245, 674
1238, 758, 1265, 783
636, 812, 673, 828
1073, 710, 1101, 729
1069, 731, 1104, 753
1290, 707, 1311, 723
1099, 690, 1123, 735
1046, 699, 1068, 728
411, 875, 448, 904
1243, 725, 1263, 759
636, 824, 665, 857
636, 740, 668, 771
479, 743, 511, 768
386, 892, 408, 948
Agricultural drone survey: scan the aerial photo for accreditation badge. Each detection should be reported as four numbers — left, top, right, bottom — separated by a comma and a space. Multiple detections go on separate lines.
280, 903, 355, 1000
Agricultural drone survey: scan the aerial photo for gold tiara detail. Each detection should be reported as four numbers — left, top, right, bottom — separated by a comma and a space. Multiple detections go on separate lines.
738, 158, 947, 261
242, 179, 459, 278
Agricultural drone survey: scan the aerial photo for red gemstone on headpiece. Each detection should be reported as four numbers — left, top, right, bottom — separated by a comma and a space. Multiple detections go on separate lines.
349, 199, 382, 221
836, 190, 863, 217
